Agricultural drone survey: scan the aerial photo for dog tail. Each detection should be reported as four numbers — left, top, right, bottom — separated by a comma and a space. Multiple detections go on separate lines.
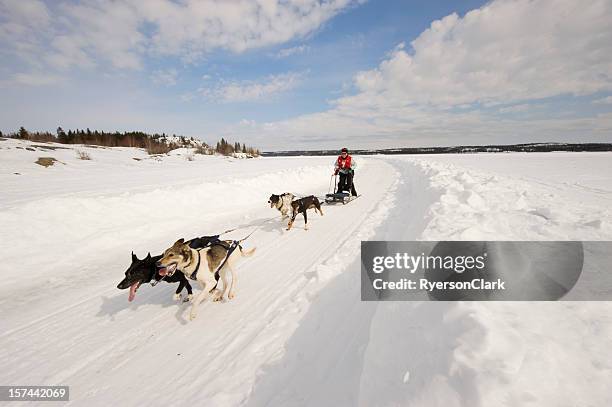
239, 245, 256, 257
314, 196, 324, 216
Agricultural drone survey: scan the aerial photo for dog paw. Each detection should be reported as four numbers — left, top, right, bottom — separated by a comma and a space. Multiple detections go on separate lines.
183, 294, 193, 303
173, 293, 182, 301
211, 289, 223, 302
228, 292, 235, 300
189, 311, 198, 320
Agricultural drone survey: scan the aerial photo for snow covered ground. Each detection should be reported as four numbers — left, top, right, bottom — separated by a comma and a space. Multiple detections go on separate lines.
1, 138, 611, 406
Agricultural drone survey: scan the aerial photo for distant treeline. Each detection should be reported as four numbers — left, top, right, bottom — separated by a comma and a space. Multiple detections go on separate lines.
262, 143, 612, 157
215, 138, 260, 156
4, 126, 194, 154
2, 127, 260, 156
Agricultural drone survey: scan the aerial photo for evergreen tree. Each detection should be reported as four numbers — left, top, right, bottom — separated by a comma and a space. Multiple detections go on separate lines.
57, 127, 69, 143
18, 126, 28, 139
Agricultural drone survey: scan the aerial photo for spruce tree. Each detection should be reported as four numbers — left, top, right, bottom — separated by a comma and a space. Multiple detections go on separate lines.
18, 126, 28, 139
57, 127, 68, 143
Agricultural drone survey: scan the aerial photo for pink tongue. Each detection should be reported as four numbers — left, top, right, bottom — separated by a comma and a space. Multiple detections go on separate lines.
128, 282, 139, 302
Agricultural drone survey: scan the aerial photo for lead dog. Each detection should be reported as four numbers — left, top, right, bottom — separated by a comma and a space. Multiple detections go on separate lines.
116, 235, 224, 303
157, 238, 256, 320
287, 195, 323, 231
268, 193, 295, 218
117, 252, 193, 303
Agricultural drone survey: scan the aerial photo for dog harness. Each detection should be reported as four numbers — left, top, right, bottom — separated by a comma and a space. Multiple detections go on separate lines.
190, 240, 240, 281
277, 193, 291, 210
189, 250, 202, 280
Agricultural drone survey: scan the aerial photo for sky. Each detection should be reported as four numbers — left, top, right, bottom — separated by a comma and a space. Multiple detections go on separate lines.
1, 0, 611, 151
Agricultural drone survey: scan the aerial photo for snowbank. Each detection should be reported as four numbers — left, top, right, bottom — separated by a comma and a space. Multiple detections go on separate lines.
356, 154, 612, 407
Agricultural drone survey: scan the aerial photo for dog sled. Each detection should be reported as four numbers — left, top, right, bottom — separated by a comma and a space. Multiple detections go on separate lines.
325, 174, 359, 205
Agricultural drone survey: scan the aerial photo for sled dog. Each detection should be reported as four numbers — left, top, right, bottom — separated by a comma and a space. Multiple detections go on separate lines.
287, 195, 324, 231
157, 238, 256, 320
117, 252, 193, 303
268, 193, 295, 218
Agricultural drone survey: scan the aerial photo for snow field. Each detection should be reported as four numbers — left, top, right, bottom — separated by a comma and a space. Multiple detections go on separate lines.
1, 140, 612, 406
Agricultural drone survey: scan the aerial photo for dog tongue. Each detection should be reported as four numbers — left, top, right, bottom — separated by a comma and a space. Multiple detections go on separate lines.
128, 282, 139, 302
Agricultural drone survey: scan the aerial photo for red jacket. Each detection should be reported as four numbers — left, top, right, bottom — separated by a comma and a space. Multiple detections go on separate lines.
335, 155, 353, 174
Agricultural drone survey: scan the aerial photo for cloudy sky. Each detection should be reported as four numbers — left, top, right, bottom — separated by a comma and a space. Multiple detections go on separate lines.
1, 0, 611, 151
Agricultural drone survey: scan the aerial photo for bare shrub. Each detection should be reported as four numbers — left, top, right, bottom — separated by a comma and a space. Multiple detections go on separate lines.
194, 145, 213, 155
145, 141, 175, 155
76, 150, 91, 160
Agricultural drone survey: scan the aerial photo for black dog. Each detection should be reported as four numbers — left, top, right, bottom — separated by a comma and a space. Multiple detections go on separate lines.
117, 252, 193, 303
287, 196, 324, 230
117, 235, 222, 302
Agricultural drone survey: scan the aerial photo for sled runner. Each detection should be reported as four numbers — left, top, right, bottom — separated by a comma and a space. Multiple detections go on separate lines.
325, 174, 360, 204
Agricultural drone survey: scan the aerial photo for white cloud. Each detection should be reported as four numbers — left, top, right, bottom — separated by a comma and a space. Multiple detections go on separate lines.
593, 96, 612, 105
351, 0, 612, 108
0, 0, 49, 26
226, 106, 612, 151
180, 92, 196, 102
225, 0, 612, 149
202, 72, 302, 103
11, 72, 63, 86
1, 0, 361, 72
0, 0, 52, 68
150, 68, 178, 86
275, 45, 310, 58
498, 104, 532, 114
139, 1, 359, 55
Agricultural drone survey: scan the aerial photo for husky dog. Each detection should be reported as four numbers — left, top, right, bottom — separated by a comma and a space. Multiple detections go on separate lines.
157, 239, 256, 320
117, 235, 225, 303
287, 195, 324, 231
117, 252, 194, 303
268, 193, 295, 218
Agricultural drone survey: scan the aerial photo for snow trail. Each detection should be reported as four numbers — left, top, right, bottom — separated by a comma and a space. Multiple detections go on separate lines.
0, 147, 398, 405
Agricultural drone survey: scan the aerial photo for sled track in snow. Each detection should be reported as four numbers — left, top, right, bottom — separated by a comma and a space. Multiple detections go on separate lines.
0, 158, 406, 405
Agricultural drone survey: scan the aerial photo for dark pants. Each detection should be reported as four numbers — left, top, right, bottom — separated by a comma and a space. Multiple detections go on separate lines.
338, 171, 357, 196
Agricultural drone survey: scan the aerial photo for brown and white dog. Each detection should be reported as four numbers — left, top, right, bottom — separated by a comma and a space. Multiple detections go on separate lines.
287, 195, 324, 231
157, 238, 255, 320
268, 193, 295, 218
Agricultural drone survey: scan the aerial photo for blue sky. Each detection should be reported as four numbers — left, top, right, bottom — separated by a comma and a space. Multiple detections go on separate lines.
1, 0, 611, 150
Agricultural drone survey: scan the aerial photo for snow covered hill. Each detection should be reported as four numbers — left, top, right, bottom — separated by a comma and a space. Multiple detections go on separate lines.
1, 138, 611, 406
